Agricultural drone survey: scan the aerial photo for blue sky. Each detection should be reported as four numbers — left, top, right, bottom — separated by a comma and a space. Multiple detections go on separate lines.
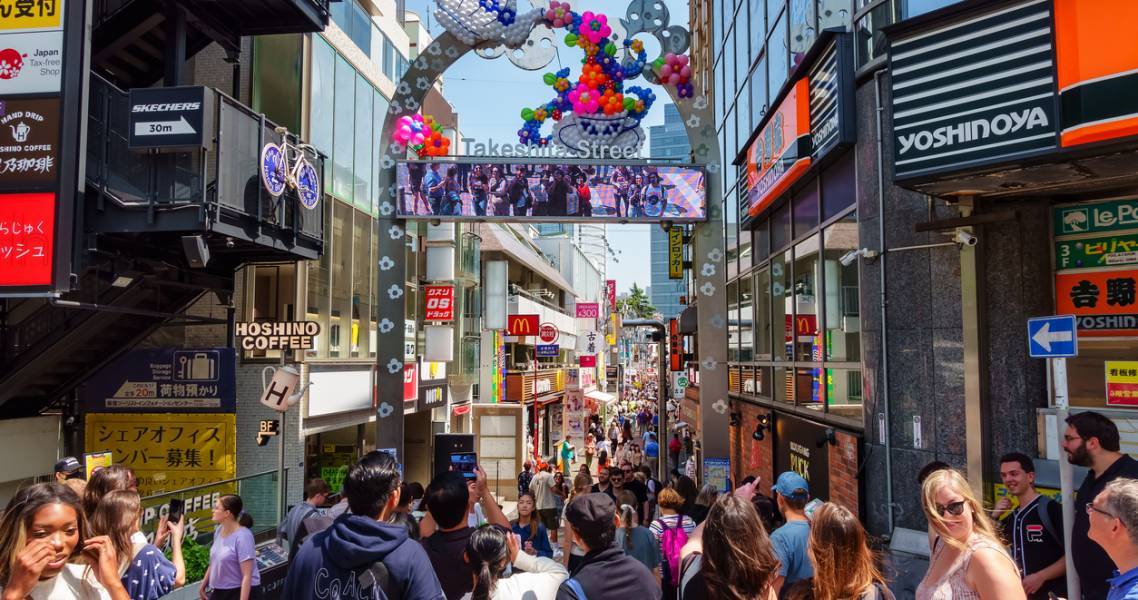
402, 0, 691, 293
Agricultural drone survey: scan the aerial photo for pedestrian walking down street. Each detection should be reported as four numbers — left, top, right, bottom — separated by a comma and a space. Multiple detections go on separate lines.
420, 468, 510, 600
0, 483, 131, 600
808, 502, 893, 600
279, 479, 329, 557
511, 492, 553, 559
560, 474, 592, 571
461, 526, 567, 600
649, 488, 697, 600
202, 495, 261, 600
555, 494, 660, 600
1064, 412, 1138, 600
518, 462, 534, 500
917, 469, 1025, 600
615, 490, 661, 580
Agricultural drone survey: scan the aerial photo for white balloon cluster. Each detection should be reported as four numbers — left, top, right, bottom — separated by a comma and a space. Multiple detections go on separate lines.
435, 0, 544, 49
553, 112, 646, 157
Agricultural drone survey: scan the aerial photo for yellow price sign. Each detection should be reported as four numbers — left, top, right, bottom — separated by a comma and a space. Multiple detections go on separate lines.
0, 0, 64, 32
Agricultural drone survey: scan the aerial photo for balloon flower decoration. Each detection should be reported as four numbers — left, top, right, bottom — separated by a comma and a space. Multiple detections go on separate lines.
393, 114, 450, 158
514, 2, 694, 155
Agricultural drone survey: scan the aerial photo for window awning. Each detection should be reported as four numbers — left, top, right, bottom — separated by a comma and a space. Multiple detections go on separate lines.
585, 390, 616, 404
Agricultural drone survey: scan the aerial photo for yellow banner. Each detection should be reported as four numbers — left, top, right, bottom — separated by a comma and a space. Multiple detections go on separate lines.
668, 228, 684, 279
83, 451, 113, 480
0, 0, 64, 31
85, 413, 236, 496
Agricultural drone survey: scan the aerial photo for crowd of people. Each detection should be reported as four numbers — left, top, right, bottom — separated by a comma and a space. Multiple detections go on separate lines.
402, 163, 691, 219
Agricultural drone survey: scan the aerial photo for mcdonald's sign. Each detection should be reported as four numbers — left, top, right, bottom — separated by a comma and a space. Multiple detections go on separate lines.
507, 314, 540, 336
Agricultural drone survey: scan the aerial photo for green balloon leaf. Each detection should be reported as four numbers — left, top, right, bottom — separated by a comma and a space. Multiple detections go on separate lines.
565, 33, 578, 46
543, 72, 556, 86
521, 108, 535, 121
605, 43, 617, 56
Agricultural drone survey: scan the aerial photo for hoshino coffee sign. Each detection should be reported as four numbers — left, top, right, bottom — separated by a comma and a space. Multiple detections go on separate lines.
889, 0, 1058, 180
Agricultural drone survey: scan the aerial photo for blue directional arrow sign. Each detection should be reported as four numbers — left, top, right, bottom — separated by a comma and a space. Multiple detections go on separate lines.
1027, 315, 1078, 358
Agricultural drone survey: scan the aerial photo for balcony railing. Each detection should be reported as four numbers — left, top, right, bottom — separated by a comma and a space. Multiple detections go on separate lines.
85, 74, 324, 261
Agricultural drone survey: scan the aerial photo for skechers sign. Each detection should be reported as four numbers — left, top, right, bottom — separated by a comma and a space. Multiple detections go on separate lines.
889, 0, 1058, 180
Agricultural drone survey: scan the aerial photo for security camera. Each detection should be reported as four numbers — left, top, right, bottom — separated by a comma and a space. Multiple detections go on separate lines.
954, 230, 978, 247
839, 250, 860, 267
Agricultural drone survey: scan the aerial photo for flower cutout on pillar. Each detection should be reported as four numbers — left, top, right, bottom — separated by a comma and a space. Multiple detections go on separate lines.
379, 256, 396, 271
386, 359, 403, 374
397, 81, 412, 96
378, 402, 395, 418
701, 357, 717, 371
379, 200, 394, 215
700, 262, 716, 277
712, 399, 728, 415
388, 225, 404, 240
416, 77, 431, 91
379, 318, 395, 334
699, 282, 716, 297
709, 314, 725, 329
693, 96, 708, 110
707, 248, 723, 262
387, 284, 404, 300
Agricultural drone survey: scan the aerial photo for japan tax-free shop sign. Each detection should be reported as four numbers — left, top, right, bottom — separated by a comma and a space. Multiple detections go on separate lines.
0, 0, 86, 293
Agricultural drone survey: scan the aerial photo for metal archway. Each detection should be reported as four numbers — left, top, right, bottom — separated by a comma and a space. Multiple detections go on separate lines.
371, 19, 729, 474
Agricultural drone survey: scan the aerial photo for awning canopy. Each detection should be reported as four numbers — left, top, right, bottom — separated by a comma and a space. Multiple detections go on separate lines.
585, 390, 616, 404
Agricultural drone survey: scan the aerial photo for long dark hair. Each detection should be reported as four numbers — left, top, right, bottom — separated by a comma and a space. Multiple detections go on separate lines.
220, 494, 254, 528
465, 525, 509, 600
701, 496, 780, 600
0, 483, 87, 585
88, 489, 140, 569
83, 464, 136, 517
513, 491, 538, 540
809, 503, 885, 600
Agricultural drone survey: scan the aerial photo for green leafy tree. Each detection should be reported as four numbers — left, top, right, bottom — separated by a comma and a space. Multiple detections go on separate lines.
618, 283, 656, 319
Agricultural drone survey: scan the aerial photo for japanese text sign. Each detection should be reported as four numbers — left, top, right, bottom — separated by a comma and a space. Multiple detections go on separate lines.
1107, 362, 1138, 407
403, 363, 417, 402
424, 285, 455, 321
579, 355, 596, 367
538, 322, 559, 344
536, 344, 559, 357
575, 302, 599, 319
670, 318, 682, 371
80, 348, 236, 412
0, 192, 53, 286
1055, 233, 1138, 271
0, 98, 60, 186
606, 280, 616, 309
577, 329, 599, 355
668, 228, 684, 279
85, 412, 236, 497
745, 78, 812, 218
507, 314, 539, 336
0, 0, 63, 32
1055, 270, 1138, 336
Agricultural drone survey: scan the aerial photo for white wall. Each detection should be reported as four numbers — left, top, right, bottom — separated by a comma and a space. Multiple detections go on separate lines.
0, 415, 63, 504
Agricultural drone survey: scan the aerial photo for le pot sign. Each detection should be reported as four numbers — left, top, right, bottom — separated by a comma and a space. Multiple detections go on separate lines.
538, 322, 559, 344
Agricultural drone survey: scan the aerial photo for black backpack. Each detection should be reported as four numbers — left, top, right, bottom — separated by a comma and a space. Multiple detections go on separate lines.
355, 561, 402, 600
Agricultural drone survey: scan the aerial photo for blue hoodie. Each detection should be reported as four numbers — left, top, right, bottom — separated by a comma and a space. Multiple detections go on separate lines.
282, 513, 444, 600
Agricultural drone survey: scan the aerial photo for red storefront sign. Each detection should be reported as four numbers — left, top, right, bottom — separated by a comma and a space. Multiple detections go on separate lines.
745, 78, 812, 218
538, 322, 559, 344
579, 355, 597, 367
0, 192, 54, 286
424, 285, 455, 321
403, 364, 417, 402
576, 302, 599, 319
1055, 270, 1138, 336
507, 314, 539, 336
606, 280, 617, 309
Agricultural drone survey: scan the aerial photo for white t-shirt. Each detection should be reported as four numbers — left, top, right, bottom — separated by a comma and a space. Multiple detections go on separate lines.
457, 552, 567, 600
0, 563, 111, 600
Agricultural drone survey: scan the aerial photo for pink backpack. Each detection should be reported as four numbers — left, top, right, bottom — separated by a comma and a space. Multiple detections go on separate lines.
658, 517, 688, 586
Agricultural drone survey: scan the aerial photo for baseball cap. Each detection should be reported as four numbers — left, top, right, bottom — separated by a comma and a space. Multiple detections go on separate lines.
54, 457, 83, 479
772, 471, 810, 500
564, 493, 616, 539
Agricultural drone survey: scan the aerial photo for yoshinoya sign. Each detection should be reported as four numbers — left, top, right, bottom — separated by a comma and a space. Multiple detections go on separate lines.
0, 98, 59, 186
744, 78, 811, 219
234, 321, 320, 350
0, 30, 62, 94
127, 86, 210, 150
889, 0, 1058, 180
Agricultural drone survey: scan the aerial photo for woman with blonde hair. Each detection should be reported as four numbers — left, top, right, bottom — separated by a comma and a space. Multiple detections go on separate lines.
917, 468, 1025, 600
808, 502, 890, 600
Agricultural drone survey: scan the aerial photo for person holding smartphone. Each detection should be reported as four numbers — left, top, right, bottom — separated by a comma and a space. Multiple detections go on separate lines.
89, 490, 185, 600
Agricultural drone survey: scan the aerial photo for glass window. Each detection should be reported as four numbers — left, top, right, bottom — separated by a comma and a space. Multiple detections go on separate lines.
332, 56, 355, 202
792, 234, 820, 361
383, 38, 396, 81
330, 202, 354, 358
306, 200, 333, 358
905, 0, 960, 18
772, 250, 791, 360
739, 274, 754, 362
826, 368, 863, 418
775, 365, 792, 403
750, 0, 767, 58
820, 0, 853, 29
754, 267, 772, 358
728, 280, 740, 362
796, 367, 825, 410
789, 0, 817, 67
855, 0, 900, 68
310, 38, 336, 193
713, 0, 724, 58
793, 179, 819, 237
354, 75, 373, 210
348, 0, 371, 54
372, 90, 388, 214
822, 151, 855, 221
715, 58, 726, 127
771, 201, 792, 251
749, 56, 767, 131
351, 211, 373, 358
768, 11, 789, 99
753, 219, 770, 262
725, 27, 736, 113
767, 0, 785, 31
735, 4, 749, 93
823, 211, 860, 361
245, 264, 297, 360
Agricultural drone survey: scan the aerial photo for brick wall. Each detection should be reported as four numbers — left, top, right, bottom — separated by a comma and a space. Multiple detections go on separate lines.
828, 430, 860, 515
728, 400, 773, 490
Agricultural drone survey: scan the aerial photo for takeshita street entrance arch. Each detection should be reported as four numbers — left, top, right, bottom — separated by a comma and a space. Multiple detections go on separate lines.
371, 0, 728, 478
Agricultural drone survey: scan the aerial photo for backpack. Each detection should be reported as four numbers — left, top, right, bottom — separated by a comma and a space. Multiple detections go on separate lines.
1035, 496, 1060, 545
355, 560, 402, 600
562, 577, 588, 600
657, 517, 688, 586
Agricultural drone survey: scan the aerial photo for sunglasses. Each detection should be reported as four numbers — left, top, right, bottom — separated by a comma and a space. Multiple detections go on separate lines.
935, 500, 967, 517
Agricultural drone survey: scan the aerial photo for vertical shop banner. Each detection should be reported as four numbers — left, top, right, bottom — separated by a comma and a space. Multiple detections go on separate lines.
668, 227, 684, 279
80, 348, 236, 412
403, 363, 417, 403
606, 280, 617, 309
1106, 362, 1138, 407
85, 413, 236, 497
669, 318, 681, 371
744, 79, 812, 218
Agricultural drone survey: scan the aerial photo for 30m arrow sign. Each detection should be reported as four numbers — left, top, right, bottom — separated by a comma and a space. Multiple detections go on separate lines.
134, 116, 196, 136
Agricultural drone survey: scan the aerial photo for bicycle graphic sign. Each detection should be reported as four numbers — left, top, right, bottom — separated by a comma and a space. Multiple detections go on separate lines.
260, 127, 321, 210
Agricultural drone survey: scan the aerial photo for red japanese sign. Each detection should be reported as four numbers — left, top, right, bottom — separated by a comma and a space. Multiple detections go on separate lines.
424, 285, 455, 321
1055, 270, 1138, 336
669, 318, 681, 371
507, 314, 539, 336
403, 363, 417, 403
538, 322, 559, 344
579, 355, 597, 368
745, 78, 813, 218
606, 280, 616, 309
0, 192, 53, 286
576, 302, 599, 319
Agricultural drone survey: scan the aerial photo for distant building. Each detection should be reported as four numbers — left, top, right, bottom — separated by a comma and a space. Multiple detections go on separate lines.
648, 104, 690, 320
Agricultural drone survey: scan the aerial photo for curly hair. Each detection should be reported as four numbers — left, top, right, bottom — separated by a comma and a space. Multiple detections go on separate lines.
701, 496, 780, 600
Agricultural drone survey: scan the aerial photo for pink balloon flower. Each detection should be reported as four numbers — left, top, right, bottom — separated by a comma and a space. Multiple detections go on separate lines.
568, 83, 600, 114
577, 11, 611, 45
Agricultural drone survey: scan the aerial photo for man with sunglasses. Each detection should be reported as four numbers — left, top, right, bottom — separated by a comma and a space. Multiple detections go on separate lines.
1064, 411, 1138, 600
1087, 478, 1138, 600
994, 452, 1066, 600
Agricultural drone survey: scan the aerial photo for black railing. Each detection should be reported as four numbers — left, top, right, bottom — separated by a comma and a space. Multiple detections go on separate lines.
86, 74, 325, 250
